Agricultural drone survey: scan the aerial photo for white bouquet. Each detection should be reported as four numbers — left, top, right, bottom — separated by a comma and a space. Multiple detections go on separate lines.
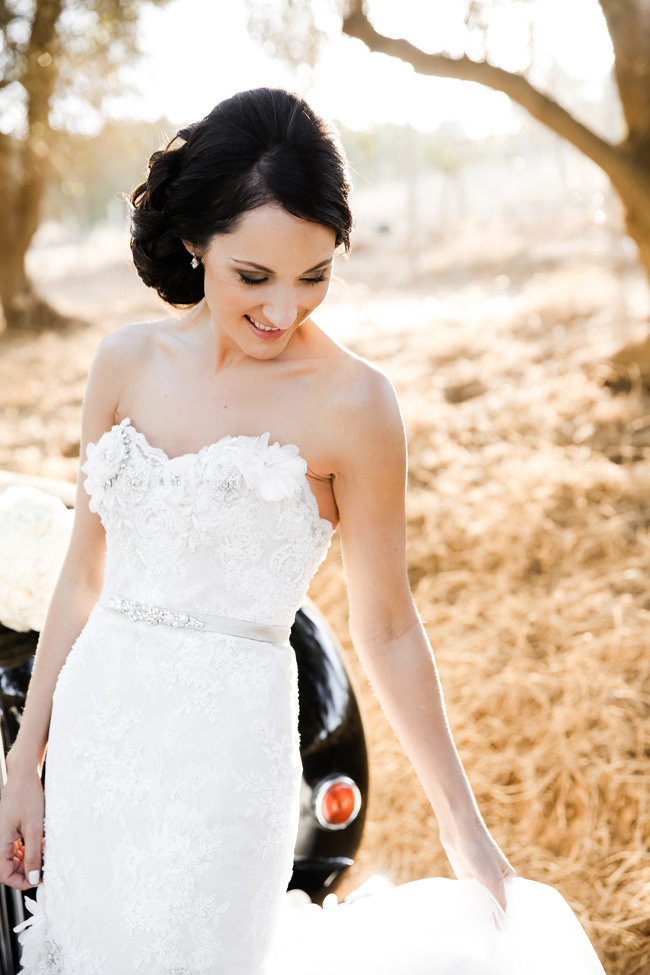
0, 485, 74, 632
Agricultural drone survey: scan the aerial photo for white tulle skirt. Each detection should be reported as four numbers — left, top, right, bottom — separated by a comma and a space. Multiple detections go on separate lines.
266, 873, 606, 975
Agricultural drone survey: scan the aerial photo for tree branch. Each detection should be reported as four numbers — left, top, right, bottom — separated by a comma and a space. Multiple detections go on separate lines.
341, 7, 629, 181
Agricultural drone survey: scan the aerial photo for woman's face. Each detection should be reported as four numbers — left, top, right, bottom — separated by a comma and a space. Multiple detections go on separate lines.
194, 204, 337, 359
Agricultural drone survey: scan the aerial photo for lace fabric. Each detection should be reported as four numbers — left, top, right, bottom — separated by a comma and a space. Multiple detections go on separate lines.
14, 418, 606, 974
77, 418, 334, 625
15, 419, 325, 974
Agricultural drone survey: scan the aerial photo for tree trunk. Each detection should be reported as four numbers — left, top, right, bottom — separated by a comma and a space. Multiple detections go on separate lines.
602, 150, 650, 389
606, 153, 650, 288
0, 243, 67, 333
619, 181, 650, 285
0, 139, 68, 332
0, 0, 69, 333
598, 0, 650, 160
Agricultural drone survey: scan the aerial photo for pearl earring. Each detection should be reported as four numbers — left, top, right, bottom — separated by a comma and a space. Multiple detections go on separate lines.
190, 254, 200, 269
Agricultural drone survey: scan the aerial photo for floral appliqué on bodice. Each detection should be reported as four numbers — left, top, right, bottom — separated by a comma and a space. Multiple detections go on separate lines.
80, 417, 335, 627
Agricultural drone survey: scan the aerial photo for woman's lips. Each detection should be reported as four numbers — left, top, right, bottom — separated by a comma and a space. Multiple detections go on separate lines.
245, 315, 287, 341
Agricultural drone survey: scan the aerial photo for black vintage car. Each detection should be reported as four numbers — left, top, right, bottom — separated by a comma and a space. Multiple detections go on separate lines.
0, 470, 369, 975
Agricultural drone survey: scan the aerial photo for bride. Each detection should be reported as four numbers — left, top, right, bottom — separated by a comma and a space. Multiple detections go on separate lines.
0, 87, 605, 973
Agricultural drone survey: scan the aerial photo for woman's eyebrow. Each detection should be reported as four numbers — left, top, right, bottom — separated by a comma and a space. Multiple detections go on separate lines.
230, 258, 333, 274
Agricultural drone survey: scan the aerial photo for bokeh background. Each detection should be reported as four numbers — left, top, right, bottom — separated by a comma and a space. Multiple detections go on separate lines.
2, 2, 650, 972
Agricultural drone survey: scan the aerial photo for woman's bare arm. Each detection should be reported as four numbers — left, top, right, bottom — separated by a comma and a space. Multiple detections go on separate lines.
0, 331, 131, 889
330, 359, 515, 909
5, 332, 127, 778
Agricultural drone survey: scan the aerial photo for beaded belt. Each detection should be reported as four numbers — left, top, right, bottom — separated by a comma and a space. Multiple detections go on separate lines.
98, 593, 292, 645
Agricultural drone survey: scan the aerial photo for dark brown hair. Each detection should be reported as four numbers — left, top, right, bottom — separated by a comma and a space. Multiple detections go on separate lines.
129, 87, 353, 306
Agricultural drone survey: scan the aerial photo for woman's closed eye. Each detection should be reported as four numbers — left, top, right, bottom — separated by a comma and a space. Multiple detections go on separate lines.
237, 273, 328, 287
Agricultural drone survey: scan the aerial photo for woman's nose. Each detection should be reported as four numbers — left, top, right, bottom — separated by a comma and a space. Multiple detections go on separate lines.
262, 294, 298, 329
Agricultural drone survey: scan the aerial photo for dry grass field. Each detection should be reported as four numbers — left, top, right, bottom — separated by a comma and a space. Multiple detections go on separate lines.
1, 211, 649, 973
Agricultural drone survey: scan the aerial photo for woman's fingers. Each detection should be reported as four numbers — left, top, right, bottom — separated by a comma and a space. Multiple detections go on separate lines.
0, 833, 22, 885
0, 771, 45, 888
486, 851, 519, 912
0, 841, 33, 890
23, 825, 43, 886
490, 877, 508, 914
442, 828, 517, 914
0, 826, 44, 889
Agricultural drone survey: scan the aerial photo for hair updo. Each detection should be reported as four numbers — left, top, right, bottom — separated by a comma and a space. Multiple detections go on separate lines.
129, 87, 353, 306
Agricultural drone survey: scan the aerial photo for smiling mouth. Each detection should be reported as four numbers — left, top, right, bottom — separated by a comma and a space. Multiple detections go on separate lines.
245, 315, 283, 332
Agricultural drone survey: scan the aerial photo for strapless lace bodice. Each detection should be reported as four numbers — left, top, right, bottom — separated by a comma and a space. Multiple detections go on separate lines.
81, 417, 335, 627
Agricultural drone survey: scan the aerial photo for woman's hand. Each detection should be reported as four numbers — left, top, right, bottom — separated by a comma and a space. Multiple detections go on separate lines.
439, 815, 517, 914
0, 769, 45, 890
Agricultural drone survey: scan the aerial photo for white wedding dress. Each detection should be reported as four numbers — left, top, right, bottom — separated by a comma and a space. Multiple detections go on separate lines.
14, 417, 606, 974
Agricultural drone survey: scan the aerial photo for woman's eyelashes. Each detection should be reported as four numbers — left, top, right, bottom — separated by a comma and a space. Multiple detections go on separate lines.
237, 273, 328, 286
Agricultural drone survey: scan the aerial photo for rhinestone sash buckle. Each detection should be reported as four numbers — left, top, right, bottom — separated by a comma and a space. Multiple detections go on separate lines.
98, 593, 291, 645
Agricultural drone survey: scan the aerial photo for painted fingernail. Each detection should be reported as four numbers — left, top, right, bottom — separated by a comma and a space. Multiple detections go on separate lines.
28, 869, 40, 885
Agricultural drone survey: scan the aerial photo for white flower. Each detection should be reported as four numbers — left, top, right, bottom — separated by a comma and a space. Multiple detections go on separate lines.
81, 423, 128, 511
12, 879, 55, 974
231, 433, 307, 502
118, 461, 152, 506
0, 486, 73, 632
160, 453, 201, 505
13, 890, 43, 935
132, 496, 183, 551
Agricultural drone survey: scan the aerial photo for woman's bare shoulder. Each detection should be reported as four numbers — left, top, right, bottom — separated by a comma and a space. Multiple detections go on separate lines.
84, 319, 174, 423
316, 337, 398, 418
95, 318, 173, 363
307, 320, 389, 391
308, 329, 403, 472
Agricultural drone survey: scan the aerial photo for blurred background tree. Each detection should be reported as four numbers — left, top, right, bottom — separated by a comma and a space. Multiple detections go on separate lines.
246, 0, 650, 289
0, 0, 170, 332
